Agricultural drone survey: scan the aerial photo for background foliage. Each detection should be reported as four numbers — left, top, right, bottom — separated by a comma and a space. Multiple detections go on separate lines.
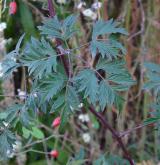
0, 0, 160, 165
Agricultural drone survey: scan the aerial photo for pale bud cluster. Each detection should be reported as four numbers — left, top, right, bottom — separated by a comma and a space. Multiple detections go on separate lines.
17, 89, 26, 100
77, 1, 102, 20
82, 132, 91, 143
78, 114, 90, 123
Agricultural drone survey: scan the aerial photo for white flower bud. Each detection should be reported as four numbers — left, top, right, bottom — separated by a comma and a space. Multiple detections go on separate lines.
0, 22, 7, 32
3, 121, 9, 127
82, 9, 97, 20
57, 0, 67, 4
78, 114, 90, 122
92, 2, 102, 10
82, 133, 91, 143
18, 90, 26, 100
33, 92, 38, 98
77, 2, 86, 9
78, 103, 83, 108
84, 114, 90, 122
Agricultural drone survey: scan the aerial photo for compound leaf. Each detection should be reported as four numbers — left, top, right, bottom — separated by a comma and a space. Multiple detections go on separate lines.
21, 37, 57, 78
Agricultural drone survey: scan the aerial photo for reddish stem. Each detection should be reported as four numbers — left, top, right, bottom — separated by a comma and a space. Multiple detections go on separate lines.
89, 106, 135, 165
47, 0, 55, 17
47, 0, 70, 77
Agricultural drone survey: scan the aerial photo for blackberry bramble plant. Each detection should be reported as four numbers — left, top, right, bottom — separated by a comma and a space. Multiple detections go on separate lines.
0, 0, 143, 164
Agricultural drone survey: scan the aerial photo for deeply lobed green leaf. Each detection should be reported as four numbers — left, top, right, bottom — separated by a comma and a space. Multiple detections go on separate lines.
38, 14, 78, 41
21, 37, 57, 78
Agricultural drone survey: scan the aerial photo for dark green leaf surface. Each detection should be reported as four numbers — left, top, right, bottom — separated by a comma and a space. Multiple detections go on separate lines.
38, 14, 78, 40
90, 40, 126, 58
50, 95, 65, 113
90, 19, 128, 59
0, 129, 16, 160
37, 73, 66, 101
99, 80, 115, 110
92, 19, 128, 39
74, 69, 98, 105
143, 62, 160, 92
21, 37, 57, 78
66, 86, 80, 110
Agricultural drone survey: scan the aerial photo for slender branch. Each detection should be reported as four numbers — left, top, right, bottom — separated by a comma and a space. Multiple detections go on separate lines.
47, 0, 70, 77
119, 124, 146, 138
89, 106, 135, 165
71, 42, 90, 51
103, 0, 108, 21
57, 45, 70, 77
21, 134, 59, 150
119, 120, 157, 138
15, 149, 50, 156
127, 0, 145, 41
47, 0, 55, 17
43, 141, 52, 165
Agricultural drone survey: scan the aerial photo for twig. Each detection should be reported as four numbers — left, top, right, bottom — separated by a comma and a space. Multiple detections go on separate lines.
21, 134, 58, 150
103, 0, 108, 21
70, 42, 90, 51
47, 0, 70, 77
15, 149, 50, 156
119, 120, 157, 138
47, 0, 55, 17
89, 106, 135, 165
127, 0, 145, 41
119, 124, 146, 138
43, 141, 52, 165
